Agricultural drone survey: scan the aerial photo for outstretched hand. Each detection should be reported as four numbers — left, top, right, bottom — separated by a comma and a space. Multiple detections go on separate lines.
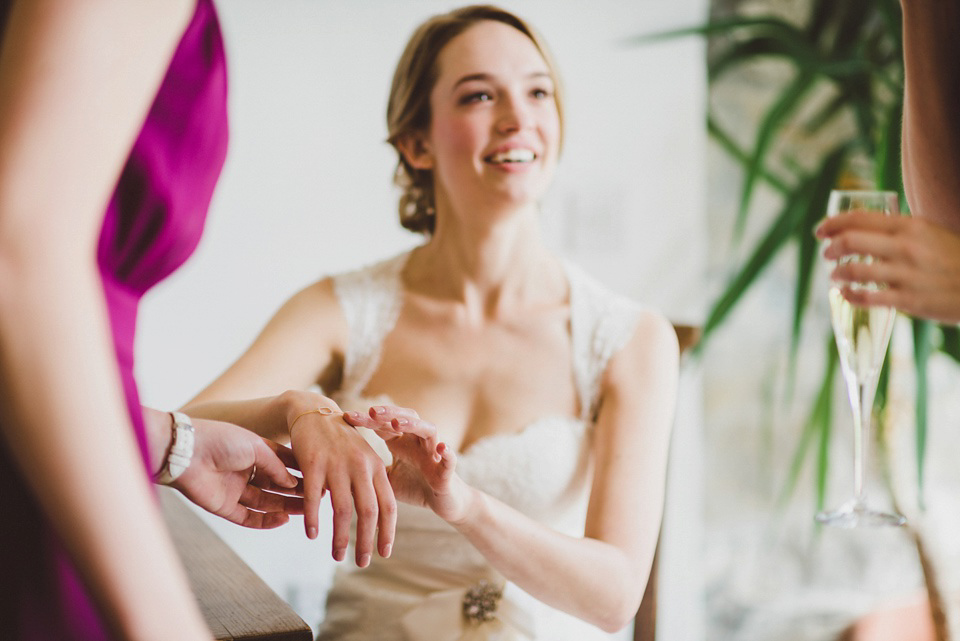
816, 211, 960, 324
287, 406, 396, 566
171, 417, 304, 529
343, 406, 472, 524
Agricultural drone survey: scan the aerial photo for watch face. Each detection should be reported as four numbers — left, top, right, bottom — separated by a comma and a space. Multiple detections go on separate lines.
172, 411, 194, 430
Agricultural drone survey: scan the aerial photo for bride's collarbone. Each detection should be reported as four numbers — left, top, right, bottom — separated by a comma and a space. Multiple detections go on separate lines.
360, 306, 580, 448
384, 315, 572, 372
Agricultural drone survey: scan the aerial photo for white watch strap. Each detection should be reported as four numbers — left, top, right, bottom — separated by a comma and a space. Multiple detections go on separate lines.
156, 411, 195, 485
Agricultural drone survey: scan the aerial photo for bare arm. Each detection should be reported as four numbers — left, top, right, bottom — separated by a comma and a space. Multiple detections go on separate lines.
0, 1, 211, 639
184, 280, 348, 431
182, 280, 398, 564
900, 0, 960, 232
348, 312, 679, 631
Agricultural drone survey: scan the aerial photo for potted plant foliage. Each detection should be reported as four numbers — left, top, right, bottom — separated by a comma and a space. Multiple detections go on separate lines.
632, 0, 960, 638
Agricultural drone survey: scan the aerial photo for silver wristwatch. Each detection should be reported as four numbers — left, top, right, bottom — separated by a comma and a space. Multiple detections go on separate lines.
155, 411, 195, 485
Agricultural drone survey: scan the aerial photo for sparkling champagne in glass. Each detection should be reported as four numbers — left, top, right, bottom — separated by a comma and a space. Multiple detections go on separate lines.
816, 190, 906, 528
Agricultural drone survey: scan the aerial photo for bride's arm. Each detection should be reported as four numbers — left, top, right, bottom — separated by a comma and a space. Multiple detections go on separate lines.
347, 311, 678, 632
181, 279, 397, 564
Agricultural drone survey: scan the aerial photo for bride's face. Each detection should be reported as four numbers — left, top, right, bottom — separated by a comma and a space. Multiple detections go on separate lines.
418, 20, 561, 217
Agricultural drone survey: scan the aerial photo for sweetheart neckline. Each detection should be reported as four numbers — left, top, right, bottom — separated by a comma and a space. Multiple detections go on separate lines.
456, 413, 586, 460
341, 392, 586, 460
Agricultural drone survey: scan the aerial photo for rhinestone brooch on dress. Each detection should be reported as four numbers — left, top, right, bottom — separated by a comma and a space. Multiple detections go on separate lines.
462, 580, 502, 623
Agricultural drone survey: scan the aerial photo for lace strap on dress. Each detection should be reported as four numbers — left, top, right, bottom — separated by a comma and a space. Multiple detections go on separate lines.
332, 252, 409, 396
566, 261, 644, 422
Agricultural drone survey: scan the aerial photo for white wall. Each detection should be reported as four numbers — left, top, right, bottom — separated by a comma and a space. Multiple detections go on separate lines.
136, 0, 708, 636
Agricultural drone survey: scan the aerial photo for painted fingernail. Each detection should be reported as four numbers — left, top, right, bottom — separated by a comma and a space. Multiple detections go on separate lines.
393, 418, 408, 427
307, 526, 318, 539
373, 406, 386, 414
344, 411, 358, 420
334, 548, 346, 562
381, 544, 392, 558
358, 553, 371, 568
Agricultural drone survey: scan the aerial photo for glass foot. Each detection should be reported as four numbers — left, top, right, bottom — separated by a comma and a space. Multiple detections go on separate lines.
816, 499, 906, 528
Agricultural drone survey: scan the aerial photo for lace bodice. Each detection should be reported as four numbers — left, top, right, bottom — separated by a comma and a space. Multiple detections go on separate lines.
318, 250, 644, 641
333, 251, 641, 422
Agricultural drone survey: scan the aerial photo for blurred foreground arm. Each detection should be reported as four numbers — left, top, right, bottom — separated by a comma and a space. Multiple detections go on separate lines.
900, 0, 960, 231
0, 1, 212, 639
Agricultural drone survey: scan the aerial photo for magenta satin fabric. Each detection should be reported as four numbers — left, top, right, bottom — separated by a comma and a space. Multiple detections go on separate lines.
0, 0, 229, 638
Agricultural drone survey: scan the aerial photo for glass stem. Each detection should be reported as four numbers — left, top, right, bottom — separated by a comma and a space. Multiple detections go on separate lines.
853, 379, 877, 505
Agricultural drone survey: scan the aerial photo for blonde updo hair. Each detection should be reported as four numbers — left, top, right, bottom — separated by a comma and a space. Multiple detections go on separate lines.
386, 5, 565, 235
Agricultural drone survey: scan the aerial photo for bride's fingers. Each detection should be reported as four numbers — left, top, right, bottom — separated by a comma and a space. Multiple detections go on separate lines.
369, 405, 420, 425
344, 407, 406, 429
342, 411, 378, 429
342, 411, 403, 444
389, 416, 436, 440
437, 442, 457, 478
355, 407, 441, 461
391, 417, 440, 458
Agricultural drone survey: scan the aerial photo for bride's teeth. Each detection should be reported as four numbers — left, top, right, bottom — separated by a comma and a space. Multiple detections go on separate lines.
489, 149, 535, 163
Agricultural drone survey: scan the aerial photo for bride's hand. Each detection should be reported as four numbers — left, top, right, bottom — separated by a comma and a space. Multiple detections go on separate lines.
343, 406, 472, 523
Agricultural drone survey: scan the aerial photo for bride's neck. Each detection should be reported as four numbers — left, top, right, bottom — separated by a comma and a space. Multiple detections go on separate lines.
404, 209, 563, 319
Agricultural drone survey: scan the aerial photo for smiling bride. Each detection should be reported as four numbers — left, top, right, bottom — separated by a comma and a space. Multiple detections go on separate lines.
183, 5, 679, 640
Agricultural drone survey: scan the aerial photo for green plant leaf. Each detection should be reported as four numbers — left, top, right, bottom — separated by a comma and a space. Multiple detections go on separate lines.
623, 16, 807, 47
681, 0, 911, 521
736, 71, 817, 239
707, 116, 792, 194
818, 58, 875, 81
913, 318, 933, 509
873, 345, 893, 498
780, 152, 808, 180
876, 95, 904, 192
792, 213, 818, 373
807, 0, 842, 44
940, 325, 960, 364
696, 178, 808, 350
846, 77, 878, 155
859, 21, 899, 70
830, 0, 877, 58
779, 336, 837, 509
875, 349, 891, 432
709, 35, 822, 82
790, 145, 851, 376
816, 339, 838, 512
875, 0, 904, 58
803, 90, 850, 135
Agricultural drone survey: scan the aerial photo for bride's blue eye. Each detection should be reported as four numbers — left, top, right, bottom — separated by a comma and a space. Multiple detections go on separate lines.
531, 88, 552, 99
460, 91, 492, 104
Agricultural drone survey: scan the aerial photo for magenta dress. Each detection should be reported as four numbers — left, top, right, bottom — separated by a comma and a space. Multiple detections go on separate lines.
0, 0, 229, 638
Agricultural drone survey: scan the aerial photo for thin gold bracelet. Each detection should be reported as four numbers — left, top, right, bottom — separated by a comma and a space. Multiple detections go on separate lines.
290, 406, 338, 430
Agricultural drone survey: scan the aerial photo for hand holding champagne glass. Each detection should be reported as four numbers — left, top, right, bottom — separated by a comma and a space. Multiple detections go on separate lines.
816, 190, 906, 528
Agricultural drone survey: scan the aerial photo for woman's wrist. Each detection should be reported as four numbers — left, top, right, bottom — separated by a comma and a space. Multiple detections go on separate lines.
278, 389, 342, 436
143, 406, 176, 476
447, 480, 484, 530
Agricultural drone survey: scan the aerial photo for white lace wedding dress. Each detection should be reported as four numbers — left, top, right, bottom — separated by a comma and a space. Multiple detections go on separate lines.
315, 251, 645, 641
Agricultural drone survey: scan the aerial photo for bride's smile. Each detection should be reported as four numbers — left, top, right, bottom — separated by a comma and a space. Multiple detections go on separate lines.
400, 20, 561, 224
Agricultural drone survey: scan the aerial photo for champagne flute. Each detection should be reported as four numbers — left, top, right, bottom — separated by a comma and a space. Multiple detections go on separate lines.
816, 190, 906, 528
